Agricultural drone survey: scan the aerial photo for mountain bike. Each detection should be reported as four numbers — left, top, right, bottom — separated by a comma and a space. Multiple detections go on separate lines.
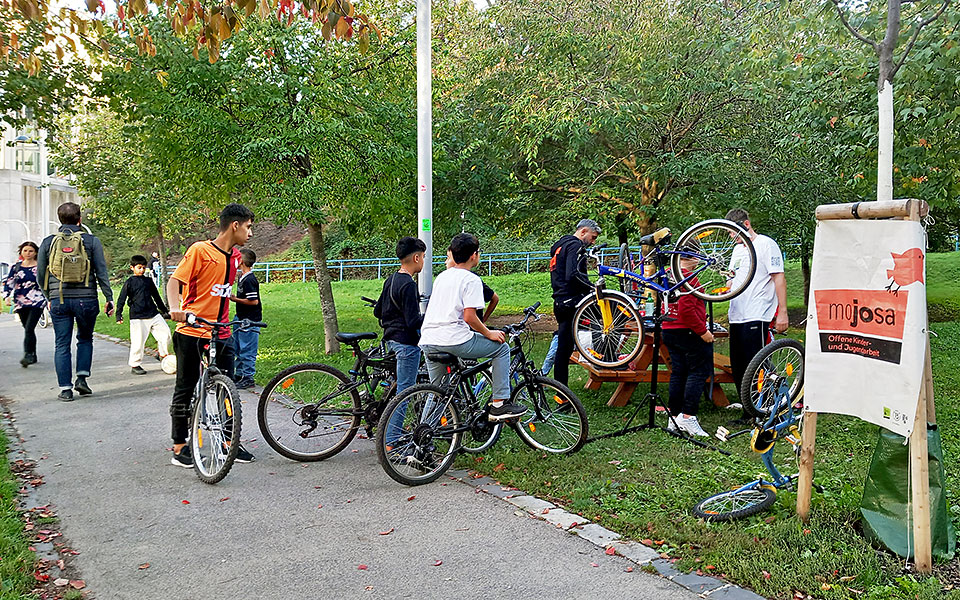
375, 302, 589, 486
257, 297, 406, 461
692, 339, 806, 521
185, 314, 267, 484
573, 219, 756, 369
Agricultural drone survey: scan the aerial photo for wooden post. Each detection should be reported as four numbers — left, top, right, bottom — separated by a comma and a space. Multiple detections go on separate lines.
797, 411, 818, 522
910, 374, 932, 573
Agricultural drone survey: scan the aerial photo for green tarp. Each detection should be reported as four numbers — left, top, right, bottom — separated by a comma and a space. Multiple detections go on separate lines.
860, 425, 955, 560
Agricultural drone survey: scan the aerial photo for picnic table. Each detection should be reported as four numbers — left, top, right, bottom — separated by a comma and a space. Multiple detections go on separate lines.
570, 329, 736, 408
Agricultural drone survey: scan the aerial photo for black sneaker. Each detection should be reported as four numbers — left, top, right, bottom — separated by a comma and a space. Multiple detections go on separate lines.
235, 445, 255, 463
20, 354, 29, 368
131, 366, 148, 375
235, 378, 254, 390
171, 446, 193, 468
74, 377, 92, 396
58, 389, 74, 402
25, 353, 37, 365
488, 402, 528, 422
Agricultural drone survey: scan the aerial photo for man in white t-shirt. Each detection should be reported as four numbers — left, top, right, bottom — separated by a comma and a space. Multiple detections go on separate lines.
725, 208, 789, 395
420, 233, 527, 422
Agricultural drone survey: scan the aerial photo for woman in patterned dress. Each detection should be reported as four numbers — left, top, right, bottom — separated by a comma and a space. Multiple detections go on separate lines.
2, 241, 48, 367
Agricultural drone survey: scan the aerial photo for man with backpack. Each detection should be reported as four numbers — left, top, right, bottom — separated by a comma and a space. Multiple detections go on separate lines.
37, 202, 115, 402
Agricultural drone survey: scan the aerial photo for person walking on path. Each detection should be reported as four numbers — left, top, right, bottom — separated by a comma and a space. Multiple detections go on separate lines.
549, 219, 601, 387
662, 249, 714, 437
724, 208, 788, 395
116, 255, 172, 375
37, 203, 115, 401
167, 203, 255, 468
1, 241, 47, 368
230, 248, 262, 390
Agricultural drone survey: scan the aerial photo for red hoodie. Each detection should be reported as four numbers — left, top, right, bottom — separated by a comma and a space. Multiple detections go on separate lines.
662, 272, 707, 336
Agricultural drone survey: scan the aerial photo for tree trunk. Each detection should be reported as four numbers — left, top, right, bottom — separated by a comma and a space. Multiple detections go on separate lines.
615, 212, 629, 247
638, 179, 659, 236
801, 242, 811, 310
157, 223, 169, 308
307, 221, 341, 354
876, 0, 900, 203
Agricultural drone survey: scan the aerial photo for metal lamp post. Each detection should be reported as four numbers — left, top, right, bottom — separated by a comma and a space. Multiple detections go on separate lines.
416, 0, 433, 308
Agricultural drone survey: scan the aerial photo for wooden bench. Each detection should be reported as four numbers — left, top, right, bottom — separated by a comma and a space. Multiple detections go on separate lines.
571, 332, 736, 408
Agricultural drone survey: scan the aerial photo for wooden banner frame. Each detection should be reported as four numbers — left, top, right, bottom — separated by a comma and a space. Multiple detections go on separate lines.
797, 198, 934, 573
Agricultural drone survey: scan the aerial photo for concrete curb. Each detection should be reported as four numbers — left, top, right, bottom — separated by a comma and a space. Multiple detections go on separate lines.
446, 468, 768, 600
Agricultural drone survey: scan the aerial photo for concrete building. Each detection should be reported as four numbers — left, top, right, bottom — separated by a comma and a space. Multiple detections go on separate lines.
1, 120, 84, 273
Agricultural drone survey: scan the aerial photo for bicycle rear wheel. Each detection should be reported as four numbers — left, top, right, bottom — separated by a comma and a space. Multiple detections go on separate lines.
512, 376, 588, 454
692, 486, 776, 521
741, 338, 804, 420
672, 219, 756, 302
573, 293, 645, 368
191, 373, 241, 484
258, 363, 362, 461
376, 384, 462, 486
617, 243, 638, 295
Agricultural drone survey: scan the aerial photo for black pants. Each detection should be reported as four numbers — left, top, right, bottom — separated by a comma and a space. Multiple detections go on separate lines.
729, 321, 770, 395
171, 331, 235, 444
16, 306, 44, 355
553, 301, 578, 387
662, 329, 713, 416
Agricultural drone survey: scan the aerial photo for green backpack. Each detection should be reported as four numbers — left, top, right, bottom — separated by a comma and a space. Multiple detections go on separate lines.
46, 231, 91, 301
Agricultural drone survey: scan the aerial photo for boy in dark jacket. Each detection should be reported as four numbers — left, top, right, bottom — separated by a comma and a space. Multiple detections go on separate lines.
117, 255, 171, 375
375, 237, 426, 394
548, 218, 601, 386
662, 249, 714, 437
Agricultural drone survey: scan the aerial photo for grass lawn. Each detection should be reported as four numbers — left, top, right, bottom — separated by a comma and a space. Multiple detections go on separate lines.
58, 251, 959, 598
0, 432, 37, 599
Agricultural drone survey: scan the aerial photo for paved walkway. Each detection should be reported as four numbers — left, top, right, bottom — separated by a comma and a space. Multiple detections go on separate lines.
0, 317, 701, 600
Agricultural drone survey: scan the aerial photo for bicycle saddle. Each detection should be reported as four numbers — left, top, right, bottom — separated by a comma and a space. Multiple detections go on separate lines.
426, 352, 459, 365
638, 228, 671, 247
336, 332, 378, 344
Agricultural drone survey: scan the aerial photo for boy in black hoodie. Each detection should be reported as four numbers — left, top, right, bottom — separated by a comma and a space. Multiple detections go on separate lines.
548, 218, 601, 386
375, 237, 426, 394
117, 255, 171, 375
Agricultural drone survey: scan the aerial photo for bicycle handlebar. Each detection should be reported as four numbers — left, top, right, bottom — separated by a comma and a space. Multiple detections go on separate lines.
360, 296, 378, 308
185, 313, 267, 330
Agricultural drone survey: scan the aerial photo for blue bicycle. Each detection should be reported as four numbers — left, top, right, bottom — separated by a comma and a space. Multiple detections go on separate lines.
573, 219, 756, 368
692, 338, 805, 521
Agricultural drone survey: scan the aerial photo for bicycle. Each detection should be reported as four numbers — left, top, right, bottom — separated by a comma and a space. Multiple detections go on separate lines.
692, 338, 805, 521
257, 297, 403, 462
184, 313, 267, 484
573, 219, 756, 369
375, 302, 589, 486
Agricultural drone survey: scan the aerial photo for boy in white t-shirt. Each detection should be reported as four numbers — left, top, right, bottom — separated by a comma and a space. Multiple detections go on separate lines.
420, 233, 527, 422
725, 208, 789, 395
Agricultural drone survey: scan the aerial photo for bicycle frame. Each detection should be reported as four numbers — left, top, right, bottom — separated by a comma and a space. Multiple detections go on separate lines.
596, 247, 716, 298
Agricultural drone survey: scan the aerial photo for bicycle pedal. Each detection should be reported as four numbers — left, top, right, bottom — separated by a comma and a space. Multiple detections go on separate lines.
715, 426, 730, 442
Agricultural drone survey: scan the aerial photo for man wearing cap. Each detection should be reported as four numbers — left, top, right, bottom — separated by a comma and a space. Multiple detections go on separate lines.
549, 219, 601, 386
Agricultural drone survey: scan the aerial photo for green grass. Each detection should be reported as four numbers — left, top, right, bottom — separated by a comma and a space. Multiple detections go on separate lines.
85, 253, 960, 599
0, 432, 37, 600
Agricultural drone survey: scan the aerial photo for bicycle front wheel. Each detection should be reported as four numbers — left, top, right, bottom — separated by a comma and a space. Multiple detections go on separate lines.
258, 363, 362, 461
741, 338, 804, 420
573, 293, 645, 368
672, 219, 756, 302
191, 373, 241, 484
512, 376, 588, 454
376, 384, 462, 486
692, 486, 776, 521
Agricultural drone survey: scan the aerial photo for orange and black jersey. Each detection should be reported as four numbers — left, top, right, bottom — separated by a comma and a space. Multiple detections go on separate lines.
171, 241, 241, 340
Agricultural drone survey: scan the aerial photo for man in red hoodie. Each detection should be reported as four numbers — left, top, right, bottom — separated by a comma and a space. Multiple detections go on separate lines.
662, 249, 714, 437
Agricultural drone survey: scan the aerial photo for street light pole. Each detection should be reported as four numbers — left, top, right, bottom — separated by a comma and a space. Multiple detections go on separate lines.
416, 0, 433, 308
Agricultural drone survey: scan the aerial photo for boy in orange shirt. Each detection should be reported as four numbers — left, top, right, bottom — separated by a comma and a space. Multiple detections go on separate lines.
166, 204, 255, 468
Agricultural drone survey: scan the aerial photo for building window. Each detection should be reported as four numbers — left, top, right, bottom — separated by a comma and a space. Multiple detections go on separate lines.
15, 148, 40, 174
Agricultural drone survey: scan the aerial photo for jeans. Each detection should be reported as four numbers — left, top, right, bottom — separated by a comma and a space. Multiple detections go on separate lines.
387, 341, 421, 394
171, 331, 236, 443
553, 302, 578, 386
663, 329, 713, 416
233, 327, 260, 381
729, 321, 770, 396
541, 332, 559, 376
16, 305, 44, 355
422, 334, 511, 400
50, 298, 99, 389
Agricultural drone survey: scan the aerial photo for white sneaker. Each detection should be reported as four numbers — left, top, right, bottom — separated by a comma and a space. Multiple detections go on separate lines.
666, 417, 678, 432
676, 415, 709, 437
724, 402, 744, 411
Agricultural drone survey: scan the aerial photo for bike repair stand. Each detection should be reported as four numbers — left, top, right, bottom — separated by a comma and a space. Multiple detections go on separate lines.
585, 284, 730, 455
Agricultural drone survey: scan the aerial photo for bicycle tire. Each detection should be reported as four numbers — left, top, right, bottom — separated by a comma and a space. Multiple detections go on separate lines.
460, 370, 503, 454
376, 384, 462, 486
258, 363, 362, 462
572, 293, 645, 368
512, 376, 588, 454
191, 373, 241, 484
617, 243, 637, 295
672, 219, 757, 302
741, 338, 804, 420
692, 486, 777, 521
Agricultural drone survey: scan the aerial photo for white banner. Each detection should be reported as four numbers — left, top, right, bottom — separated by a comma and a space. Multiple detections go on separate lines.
804, 220, 927, 437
